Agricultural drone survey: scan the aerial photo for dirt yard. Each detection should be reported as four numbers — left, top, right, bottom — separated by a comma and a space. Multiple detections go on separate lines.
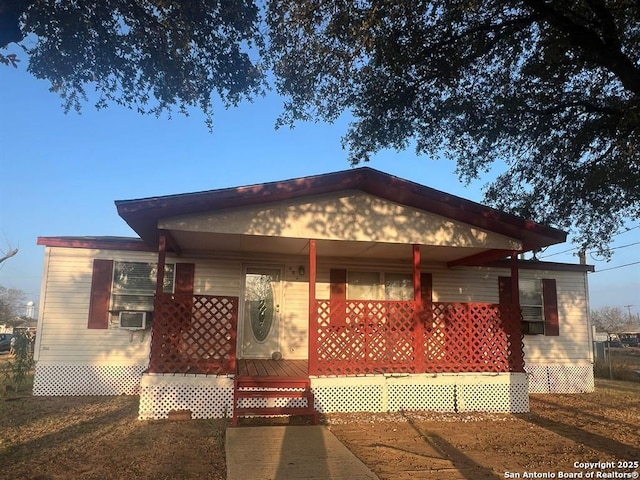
1, 377, 639, 480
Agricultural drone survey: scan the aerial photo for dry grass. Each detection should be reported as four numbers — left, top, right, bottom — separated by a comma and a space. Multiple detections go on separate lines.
1, 355, 639, 480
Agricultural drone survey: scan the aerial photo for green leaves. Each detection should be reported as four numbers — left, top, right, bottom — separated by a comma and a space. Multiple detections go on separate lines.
267, 0, 640, 255
20, 0, 266, 124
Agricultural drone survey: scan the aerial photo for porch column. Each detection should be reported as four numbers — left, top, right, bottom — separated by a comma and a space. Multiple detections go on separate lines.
413, 245, 424, 370
308, 239, 318, 375
155, 232, 167, 297
510, 251, 524, 372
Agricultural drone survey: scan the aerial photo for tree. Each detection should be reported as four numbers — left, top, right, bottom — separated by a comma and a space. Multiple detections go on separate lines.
267, 0, 640, 255
0, 285, 26, 325
591, 306, 633, 334
4, 1, 639, 254
0, 0, 266, 127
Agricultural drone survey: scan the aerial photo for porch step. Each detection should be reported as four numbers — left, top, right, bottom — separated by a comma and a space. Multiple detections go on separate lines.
232, 376, 319, 427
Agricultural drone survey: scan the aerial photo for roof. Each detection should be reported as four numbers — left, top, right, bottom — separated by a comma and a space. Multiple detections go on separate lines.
115, 167, 567, 252
37, 236, 154, 252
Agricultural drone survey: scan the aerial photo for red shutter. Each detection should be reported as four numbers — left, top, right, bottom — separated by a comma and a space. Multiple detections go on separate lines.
175, 263, 195, 296
420, 272, 433, 304
542, 278, 559, 336
498, 276, 513, 304
88, 259, 113, 329
330, 268, 347, 325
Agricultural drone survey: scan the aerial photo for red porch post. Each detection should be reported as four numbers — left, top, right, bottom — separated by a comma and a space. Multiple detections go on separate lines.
413, 245, 424, 371
510, 251, 524, 372
308, 239, 318, 375
155, 232, 167, 297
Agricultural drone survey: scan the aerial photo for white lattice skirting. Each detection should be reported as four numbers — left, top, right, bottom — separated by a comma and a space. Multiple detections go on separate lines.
139, 374, 234, 420
311, 373, 530, 414
33, 364, 146, 396
525, 364, 595, 393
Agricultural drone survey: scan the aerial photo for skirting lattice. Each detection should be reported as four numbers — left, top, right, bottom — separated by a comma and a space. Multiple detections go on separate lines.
525, 364, 594, 393
138, 374, 234, 420
311, 373, 529, 414
33, 364, 146, 396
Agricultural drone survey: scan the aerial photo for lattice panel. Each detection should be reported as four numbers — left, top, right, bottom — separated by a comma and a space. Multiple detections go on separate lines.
312, 384, 383, 413
311, 374, 529, 414
525, 364, 594, 393
311, 300, 524, 376
33, 364, 145, 396
387, 384, 456, 412
524, 365, 551, 393
458, 381, 529, 413
139, 375, 234, 419
149, 294, 238, 375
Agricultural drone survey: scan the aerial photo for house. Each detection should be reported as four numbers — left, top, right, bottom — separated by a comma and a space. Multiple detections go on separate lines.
34, 168, 595, 421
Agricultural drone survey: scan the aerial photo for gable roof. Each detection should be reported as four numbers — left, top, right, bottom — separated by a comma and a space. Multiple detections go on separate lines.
115, 167, 566, 254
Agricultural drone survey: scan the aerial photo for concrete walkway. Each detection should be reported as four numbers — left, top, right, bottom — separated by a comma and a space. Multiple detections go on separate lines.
226, 426, 379, 480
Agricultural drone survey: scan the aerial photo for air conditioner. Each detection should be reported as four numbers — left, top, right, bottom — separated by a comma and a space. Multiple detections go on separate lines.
118, 311, 147, 330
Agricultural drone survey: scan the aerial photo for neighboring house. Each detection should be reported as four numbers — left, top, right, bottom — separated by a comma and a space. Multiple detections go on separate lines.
34, 168, 594, 421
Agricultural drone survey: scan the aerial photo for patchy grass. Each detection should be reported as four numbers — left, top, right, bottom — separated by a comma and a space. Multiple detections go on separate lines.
2, 361, 639, 480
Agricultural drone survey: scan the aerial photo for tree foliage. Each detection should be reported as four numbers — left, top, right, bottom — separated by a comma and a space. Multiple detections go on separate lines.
267, 0, 640, 254
0, 0, 265, 126
2, 1, 640, 254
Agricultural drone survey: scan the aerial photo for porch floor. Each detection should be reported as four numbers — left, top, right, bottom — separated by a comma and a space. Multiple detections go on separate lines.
236, 359, 308, 378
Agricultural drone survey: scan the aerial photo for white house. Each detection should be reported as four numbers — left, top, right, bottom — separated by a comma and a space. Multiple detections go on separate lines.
34, 168, 594, 422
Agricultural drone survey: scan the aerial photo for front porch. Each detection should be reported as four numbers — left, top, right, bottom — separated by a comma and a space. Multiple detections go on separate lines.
147, 295, 523, 378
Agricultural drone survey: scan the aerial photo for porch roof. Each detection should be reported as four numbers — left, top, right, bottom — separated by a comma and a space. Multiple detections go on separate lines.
114, 168, 566, 265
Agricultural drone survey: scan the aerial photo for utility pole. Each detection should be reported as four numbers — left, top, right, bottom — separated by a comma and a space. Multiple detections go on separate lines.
624, 305, 633, 322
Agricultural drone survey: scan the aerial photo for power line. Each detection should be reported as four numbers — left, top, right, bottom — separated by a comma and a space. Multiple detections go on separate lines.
540, 227, 640, 259
593, 260, 640, 273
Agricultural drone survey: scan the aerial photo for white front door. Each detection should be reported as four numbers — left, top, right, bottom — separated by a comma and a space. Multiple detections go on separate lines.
241, 266, 282, 358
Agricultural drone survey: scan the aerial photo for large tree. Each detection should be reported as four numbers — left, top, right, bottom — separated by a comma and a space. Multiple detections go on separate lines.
0, 0, 265, 125
267, 0, 640, 255
3, 1, 639, 254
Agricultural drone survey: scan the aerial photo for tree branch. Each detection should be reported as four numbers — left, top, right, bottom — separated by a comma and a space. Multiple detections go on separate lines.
524, 0, 640, 96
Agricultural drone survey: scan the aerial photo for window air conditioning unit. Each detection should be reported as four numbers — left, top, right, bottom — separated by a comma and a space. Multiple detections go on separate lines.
119, 311, 147, 330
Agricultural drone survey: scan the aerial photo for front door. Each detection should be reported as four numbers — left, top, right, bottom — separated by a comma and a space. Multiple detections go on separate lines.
241, 266, 282, 358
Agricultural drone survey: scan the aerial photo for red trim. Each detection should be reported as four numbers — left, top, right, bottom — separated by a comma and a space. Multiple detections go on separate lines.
116, 168, 566, 251
413, 245, 422, 305
542, 279, 560, 336
510, 253, 520, 309
498, 277, 513, 304
330, 268, 347, 326
155, 233, 167, 297
38, 236, 154, 252
447, 249, 515, 267
88, 259, 113, 329
175, 263, 195, 296
489, 259, 595, 273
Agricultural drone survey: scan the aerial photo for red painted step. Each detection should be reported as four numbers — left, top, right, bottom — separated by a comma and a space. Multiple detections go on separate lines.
232, 376, 319, 427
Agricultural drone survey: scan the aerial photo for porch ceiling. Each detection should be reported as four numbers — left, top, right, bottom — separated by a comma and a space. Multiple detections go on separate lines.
168, 230, 490, 263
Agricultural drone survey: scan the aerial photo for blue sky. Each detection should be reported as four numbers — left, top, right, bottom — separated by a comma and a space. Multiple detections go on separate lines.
0, 62, 638, 318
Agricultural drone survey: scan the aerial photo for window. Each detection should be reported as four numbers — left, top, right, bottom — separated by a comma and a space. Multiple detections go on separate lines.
520, 279, 545, 335
111, 262, 174, 312
347, 271, 413, 301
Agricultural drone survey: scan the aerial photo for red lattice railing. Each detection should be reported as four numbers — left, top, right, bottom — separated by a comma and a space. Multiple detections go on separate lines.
310, 300, 523, 376
148, 293, 238, 375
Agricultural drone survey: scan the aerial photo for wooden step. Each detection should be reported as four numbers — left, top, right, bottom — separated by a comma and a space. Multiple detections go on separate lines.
236, 390, 311, 399
232, 376, 319, 427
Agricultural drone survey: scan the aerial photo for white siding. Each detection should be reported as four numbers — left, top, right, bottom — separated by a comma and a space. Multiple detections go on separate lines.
37, 247, 163, 364
38, 246, 590, 367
